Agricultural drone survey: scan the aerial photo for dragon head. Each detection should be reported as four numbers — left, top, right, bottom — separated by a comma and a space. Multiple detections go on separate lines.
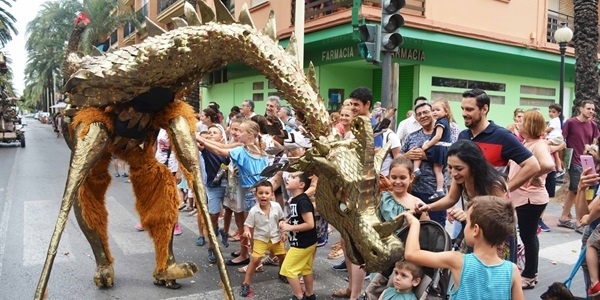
290, 117, 405, 272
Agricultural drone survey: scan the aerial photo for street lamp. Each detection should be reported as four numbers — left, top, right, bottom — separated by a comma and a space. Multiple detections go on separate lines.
553, 22, 573, 110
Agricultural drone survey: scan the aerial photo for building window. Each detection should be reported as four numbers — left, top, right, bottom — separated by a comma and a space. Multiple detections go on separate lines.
252, 93, 264, 102
252, 81, 264, 90
520, 85, 556, 96
431, 91, 505, 105
519, 97, 555, 107
431, 76, 506, 92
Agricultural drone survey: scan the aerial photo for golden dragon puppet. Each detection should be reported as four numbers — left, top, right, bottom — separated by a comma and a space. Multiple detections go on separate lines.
35, 1, 405, 299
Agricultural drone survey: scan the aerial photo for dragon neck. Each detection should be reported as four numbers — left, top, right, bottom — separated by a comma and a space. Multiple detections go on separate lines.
62, 26, 86, 83
63, 24, 330, 137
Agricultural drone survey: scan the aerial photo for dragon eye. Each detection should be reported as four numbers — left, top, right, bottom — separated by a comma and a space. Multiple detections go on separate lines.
339, 202, 349, 213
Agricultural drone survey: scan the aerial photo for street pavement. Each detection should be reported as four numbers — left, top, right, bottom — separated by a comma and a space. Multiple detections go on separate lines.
0, 119, 589, 299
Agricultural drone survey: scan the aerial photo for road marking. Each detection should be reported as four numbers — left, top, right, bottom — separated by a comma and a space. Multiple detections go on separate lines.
163, 289, 227, 299
106, 197, 154, 255
23, 201, 77, 266
0, 150, 18, 277
539, 239, 582, 265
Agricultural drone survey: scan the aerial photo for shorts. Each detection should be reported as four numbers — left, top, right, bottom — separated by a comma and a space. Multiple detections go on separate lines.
252, 239, 286, 258
177, 176, 189, 190
548, 136, 564, 145
588, 226, 600, 251
207, 183, 226, 215
279, 244, 317, 278
569, 163, 583, 193
243, 189, 256, 212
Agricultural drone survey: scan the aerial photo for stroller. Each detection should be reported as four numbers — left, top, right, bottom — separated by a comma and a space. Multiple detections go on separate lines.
366, 220, 453, 300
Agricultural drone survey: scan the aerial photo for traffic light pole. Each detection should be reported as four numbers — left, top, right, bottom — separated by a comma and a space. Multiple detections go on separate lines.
380, 52, 392, 108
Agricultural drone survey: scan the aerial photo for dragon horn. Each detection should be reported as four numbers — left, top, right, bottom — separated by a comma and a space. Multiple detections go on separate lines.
262, 10, 277, 42
286, 31, 299, 67
171, 17, 189, 29
146, 17, 167, 37
183, 2, 201, 26
197, 0, 215, 24
214, 0, 235, 24
307, 62, 319, 94
238, 2, 255, 29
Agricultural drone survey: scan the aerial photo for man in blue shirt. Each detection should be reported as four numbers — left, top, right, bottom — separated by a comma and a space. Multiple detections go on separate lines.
348, 87, 383, 148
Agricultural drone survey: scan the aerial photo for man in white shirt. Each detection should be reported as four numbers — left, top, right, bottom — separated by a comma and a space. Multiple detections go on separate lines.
241, 99, 256, 119
396, 96, 428, 146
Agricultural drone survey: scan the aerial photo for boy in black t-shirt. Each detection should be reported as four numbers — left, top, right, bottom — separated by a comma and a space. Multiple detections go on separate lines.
279, 172, 317, 300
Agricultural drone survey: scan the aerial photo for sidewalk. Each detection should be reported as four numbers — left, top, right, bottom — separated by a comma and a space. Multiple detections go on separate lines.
524, 199, 587, 299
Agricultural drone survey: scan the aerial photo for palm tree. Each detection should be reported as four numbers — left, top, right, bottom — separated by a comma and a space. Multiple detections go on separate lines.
0, 0, 18, 47
24, 0, 82, 112
79, 0, 139, 54
572, 0, 599, 111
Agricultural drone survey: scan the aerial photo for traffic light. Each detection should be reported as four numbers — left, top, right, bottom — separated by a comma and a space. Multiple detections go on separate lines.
357, 24, 381, 64
381, 0, 405, 52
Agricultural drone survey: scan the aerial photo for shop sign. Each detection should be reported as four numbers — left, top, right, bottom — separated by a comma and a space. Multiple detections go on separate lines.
320, 46, 425, 62
321, 47, 356, 61
392, 48, 425, 61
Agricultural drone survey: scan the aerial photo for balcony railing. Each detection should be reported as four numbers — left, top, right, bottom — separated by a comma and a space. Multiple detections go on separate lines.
123, 21, 135, 39
110, 30, 118, 46
546, 10, 574, 45
291, 0, 426, 24
158, 0, 179, 15
137, 3, 149, 23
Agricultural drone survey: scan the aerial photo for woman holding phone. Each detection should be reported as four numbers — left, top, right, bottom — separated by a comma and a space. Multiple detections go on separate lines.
507, 109, 555, 289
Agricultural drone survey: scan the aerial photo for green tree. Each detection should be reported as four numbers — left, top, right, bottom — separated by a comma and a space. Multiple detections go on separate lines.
572, 0, 599, 111
0, 0, 18, 47
79, 0, 139, 54
24, 0, 82, 111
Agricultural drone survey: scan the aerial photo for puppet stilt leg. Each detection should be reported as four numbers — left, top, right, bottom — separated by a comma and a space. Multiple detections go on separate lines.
168, 115, 234, 299
122, 142, 198, 289
35, 121, 111, 300
73, 152, 115, 287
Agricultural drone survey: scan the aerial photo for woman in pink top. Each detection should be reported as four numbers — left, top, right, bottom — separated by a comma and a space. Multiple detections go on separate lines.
508, 109, 555, 290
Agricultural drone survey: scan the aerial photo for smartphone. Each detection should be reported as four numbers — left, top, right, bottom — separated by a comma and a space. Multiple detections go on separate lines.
581, 154, 597, 174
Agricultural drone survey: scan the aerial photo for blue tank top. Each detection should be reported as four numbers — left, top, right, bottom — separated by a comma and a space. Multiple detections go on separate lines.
450, 253, 513, 300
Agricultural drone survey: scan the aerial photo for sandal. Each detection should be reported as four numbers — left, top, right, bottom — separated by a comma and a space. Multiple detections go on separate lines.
261, 256, 279, 266
521, 276, 538, 289
557, 219, 576, 229
229, 231, 241, 242
332, 287, 351, 298
238, 264, 264, 273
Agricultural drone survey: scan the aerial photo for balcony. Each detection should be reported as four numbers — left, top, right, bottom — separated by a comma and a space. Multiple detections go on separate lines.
137, 3, 149, 23
546, 10, 574, 46
123, 21, 135, 39
158, 0, 179, 15
291, 0, 425, 24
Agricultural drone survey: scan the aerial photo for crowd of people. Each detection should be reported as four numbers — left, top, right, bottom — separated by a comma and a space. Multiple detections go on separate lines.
119, 87, 600, 299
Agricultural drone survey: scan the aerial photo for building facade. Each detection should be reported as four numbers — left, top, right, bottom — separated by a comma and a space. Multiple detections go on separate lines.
110, 0, 592, 126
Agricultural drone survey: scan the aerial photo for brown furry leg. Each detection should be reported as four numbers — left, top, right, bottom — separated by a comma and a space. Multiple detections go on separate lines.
73, 152, 114, 287
121, 144, 198, 283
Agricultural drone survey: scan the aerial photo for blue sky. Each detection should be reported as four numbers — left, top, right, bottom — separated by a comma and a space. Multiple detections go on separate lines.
5, 0, 47, 96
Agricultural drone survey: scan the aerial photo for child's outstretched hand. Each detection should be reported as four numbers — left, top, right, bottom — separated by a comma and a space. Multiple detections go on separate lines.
581, 214, 591, 226
243, 230, 252, 240
399, 211, 418, 226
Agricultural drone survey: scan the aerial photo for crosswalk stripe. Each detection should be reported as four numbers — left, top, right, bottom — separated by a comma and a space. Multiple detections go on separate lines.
23, 201, 76, 266
163, 289, 227, 300
539, 239, 582, 265
106, 196, 154, 255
